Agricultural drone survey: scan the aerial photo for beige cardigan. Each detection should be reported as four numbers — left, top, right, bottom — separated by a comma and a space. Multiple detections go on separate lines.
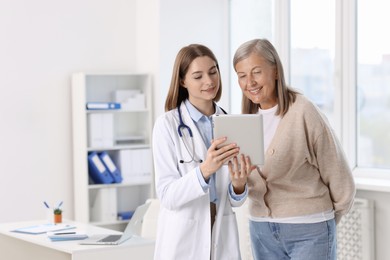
248, 94, 356, 224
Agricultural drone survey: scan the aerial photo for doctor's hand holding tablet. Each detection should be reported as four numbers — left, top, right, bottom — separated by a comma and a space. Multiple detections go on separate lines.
199, 136, 240, 182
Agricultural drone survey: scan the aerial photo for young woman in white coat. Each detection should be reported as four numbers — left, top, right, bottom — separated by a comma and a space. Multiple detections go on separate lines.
152, 44, 255, 260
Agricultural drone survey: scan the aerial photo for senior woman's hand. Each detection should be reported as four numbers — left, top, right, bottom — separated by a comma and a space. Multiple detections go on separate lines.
228, 154, 257, 194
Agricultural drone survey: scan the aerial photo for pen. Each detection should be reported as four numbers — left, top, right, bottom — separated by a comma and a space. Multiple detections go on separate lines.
43, 201, 50, 209
54, 232, 76, 235
56, 201, 63, 209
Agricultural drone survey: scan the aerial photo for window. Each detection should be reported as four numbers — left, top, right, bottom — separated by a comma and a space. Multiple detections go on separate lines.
357, 0, 390, 168
230, 0, 390, 173
290, 0, 336, 126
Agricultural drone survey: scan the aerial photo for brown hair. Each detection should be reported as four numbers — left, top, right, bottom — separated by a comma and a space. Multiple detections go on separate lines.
233, 39, 299, 115
164, 44, 222, 111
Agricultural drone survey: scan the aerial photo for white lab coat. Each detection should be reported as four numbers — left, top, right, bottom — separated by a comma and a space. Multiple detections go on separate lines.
152, 102, 243, 260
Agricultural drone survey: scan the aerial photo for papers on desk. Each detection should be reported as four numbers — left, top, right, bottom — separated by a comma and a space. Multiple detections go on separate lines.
47, 232, 88, 241
11, 223, 76, 235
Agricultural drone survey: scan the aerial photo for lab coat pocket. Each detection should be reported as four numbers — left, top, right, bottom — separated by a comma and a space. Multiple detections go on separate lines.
217, 213, 241, 259
159, 213, 198, 259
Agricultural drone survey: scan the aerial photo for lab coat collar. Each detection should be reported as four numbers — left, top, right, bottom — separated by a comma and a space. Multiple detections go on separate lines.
184, 99, 222, 122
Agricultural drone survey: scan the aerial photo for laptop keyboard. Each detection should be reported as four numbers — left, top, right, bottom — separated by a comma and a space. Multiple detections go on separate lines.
98, 235, 121, 243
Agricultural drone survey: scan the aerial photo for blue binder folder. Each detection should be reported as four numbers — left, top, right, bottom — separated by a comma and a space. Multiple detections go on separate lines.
99, 151, 123, 183
86, 102, 121, 110
88, 152, 114, 184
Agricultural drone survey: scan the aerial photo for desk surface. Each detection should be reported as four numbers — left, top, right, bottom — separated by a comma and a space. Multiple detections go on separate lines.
0, 220, 155, 260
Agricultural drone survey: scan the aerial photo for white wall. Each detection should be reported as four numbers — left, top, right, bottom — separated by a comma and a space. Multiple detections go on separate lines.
0, 0, 137, 222
158, 0, 230, 117
0, 0, 230, 223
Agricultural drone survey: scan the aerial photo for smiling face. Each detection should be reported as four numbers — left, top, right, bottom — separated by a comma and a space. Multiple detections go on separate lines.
235, 53, 278, 109
181, 56, 220, 110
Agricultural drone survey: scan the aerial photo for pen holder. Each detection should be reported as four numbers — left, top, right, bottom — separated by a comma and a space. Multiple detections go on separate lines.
53, 208, 63, 224
54, 214, 62, 224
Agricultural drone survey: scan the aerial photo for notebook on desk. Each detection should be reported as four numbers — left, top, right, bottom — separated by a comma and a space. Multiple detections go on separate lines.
11, 223, 76, 235
80, 201, 151, 245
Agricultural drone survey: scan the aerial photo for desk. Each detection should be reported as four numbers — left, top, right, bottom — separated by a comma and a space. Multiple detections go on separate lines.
0, 220, 155, 260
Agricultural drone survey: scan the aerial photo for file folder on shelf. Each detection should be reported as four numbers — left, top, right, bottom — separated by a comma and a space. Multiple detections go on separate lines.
88, 152, 114, 184
86, 102, 121, 110
88, 113, 114, 147
90, 188, 118, 222
115, 148, 152, 183
99, 151, 123, 183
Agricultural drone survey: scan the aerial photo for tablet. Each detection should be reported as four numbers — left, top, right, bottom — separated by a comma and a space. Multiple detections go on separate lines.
212, 114, 264, 165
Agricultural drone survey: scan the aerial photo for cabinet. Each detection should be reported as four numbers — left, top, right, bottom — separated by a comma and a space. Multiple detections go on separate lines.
71, 72, 154, 231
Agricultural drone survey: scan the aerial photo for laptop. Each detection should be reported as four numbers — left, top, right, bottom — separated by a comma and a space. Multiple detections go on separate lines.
80, 201, 151, 245
212, 114, 264, 165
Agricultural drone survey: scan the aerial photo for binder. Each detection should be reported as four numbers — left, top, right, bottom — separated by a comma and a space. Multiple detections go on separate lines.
90, 188, 118, 222
86, 102, 121, 110
88, 152, 114, 184
117, 210, 134, 220
115, 148, 152, 183
99, 151, 123, 183
88, 113, 114, 147
101, 114, 114, 146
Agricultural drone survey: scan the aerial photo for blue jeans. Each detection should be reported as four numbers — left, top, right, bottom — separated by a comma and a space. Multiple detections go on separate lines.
249, 219, 336, 260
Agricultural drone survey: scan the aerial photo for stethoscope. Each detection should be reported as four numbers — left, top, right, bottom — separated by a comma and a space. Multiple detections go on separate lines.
177, 104, 227, 164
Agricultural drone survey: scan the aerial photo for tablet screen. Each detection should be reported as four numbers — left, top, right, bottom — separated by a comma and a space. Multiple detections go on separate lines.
212, 114, 264, 165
